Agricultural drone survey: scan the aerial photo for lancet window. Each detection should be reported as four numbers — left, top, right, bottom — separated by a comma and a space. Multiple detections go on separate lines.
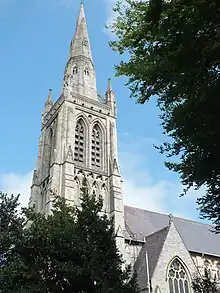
48, 128, 53, 167
73, 67, 78, 75
168, 258, 190, 293
84, 67, 89, 76
74, 119, 85, 164
91, 124, 101, 168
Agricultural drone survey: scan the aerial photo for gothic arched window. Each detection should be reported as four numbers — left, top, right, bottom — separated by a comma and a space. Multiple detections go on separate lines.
91, 124, 102, 168
74, 119, 85, 164
73, 67, 78, 75
168, 258, 190, 293
84, 66, 89, 76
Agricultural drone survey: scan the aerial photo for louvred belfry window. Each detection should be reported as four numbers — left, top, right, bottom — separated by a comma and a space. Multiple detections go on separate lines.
91, 124, 101, 168
168, 258, 190, 293
74, 120, 85, 163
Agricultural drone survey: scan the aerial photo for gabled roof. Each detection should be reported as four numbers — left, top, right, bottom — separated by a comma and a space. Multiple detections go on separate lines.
124, 206, 220, 257
134, 226, 169, 284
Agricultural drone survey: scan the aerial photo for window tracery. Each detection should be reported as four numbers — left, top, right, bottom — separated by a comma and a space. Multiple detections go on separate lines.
168, 258, 190, 293
74, 119, 85, 164
91, 124, 101, 168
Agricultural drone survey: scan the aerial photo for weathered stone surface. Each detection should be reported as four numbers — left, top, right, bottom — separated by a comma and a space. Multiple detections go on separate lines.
29, 4, 220, 293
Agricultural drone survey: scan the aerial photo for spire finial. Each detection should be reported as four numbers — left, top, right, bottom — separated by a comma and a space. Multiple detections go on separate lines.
169, 214, 173, 226
44, 88, 53, 108
47, 88, 52, 104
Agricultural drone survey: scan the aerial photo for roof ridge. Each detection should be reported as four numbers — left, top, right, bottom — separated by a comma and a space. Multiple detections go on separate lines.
124, 205, 213, 228
145, 225, 169, 239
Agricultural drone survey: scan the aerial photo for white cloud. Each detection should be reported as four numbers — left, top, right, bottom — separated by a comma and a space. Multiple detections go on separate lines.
103, 0, 118, 36
0, 144, 205, 222
0, 171, 32, 208
119, 147, 204, 220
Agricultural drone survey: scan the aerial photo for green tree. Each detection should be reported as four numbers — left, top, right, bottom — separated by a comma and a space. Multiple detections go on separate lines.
0, 192, 25, 269
192, 269, 220, 293
110, 0, 220, 231
0, 185, 139, 293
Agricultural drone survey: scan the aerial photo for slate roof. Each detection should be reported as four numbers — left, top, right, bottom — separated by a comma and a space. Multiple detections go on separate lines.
134, 227, 169, 283
124, 206, 220, 257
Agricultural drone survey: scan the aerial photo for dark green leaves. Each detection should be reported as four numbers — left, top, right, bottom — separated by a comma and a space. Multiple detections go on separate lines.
0, 190, 139, 293
110, 0, 220, 231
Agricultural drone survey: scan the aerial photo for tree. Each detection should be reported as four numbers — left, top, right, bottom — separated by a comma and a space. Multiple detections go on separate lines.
109, 0, 220, 231
0, 192, 25, 269
0, 185, 139, 293
192, 269, 220, 293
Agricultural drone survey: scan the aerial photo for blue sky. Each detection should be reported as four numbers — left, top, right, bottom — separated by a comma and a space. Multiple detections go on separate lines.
0, 0, 206, 222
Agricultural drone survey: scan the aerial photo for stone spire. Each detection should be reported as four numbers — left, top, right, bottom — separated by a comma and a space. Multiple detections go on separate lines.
62, 2, 97, 100
69, 2, 93, 61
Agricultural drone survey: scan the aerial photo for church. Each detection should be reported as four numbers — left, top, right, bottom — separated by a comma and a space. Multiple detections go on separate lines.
28, 3, 220, 293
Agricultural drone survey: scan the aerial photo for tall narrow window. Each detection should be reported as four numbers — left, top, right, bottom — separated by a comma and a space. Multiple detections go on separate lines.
43, 128, 53, 179
73, 67, 78, 75
91, 124, 101, 168
84, 67, 89, 76
168, 258, 191, 293
48, 128, 53, 168
74, 119, 85, 164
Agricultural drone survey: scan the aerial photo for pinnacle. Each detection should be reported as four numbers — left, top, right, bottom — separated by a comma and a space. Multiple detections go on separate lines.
107, 78, 113, 93
45, 89, 53, 105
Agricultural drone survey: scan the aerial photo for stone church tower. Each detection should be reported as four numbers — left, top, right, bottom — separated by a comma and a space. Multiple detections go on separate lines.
28, 4, 220, 292
29, 3, 125, 256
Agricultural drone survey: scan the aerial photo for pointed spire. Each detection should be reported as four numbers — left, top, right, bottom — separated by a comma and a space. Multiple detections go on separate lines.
62, 2, 97, 100
69, 2, 93, 61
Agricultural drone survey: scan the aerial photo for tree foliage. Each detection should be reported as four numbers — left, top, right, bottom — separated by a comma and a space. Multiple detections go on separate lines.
192, 269, 220, 293
0, 187, 139, 293
110, 0, 220, 231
